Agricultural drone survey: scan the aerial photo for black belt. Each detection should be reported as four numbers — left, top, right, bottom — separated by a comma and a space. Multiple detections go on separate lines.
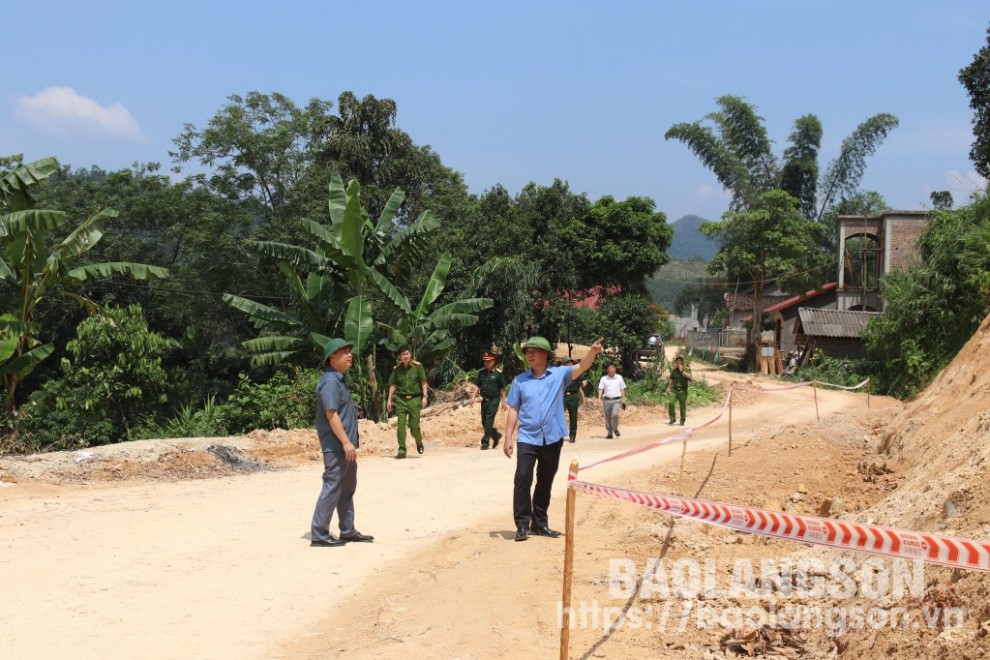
482, 396, 499, 401
603, 396, 621, 400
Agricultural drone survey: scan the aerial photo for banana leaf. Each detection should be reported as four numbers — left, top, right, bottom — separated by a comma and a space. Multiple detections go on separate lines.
367, 269, 412, 315
249, 241, 329, 271
375, 188, 406, 232
339, 180, 364, 260
223, 294, 303, 329
66, 262, 168, 283
344, 295, 373, 355
0, 209, 67, 238
414, 253, 452, 318
0, 343, 53, 377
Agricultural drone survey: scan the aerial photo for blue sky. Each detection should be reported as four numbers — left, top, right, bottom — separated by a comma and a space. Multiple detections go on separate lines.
4, 0, 988, 223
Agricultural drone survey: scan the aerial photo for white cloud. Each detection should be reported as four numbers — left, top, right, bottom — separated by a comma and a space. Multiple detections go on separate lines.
944, 169, 988, 202
14, 86, 146, 141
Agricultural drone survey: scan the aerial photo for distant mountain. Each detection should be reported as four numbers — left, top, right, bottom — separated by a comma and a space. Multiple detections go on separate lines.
668, 214, 718, 262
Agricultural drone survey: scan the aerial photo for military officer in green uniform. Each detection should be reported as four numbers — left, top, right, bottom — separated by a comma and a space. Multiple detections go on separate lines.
387, 347, 428, 458
562, 357, 591, 443
471, 352, 506, 450
666, 355, 693, 426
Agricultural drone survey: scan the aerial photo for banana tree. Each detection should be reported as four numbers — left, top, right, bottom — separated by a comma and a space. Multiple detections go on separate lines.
224, 175, 437, 365
0, 158, 169, 412
379, 253, 494, 363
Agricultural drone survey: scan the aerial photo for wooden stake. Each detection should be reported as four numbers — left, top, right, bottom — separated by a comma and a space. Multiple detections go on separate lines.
867, 378, 871, 409
677, 431, 689, 496
560, 460, 578, 660
812, 381, 820, 421
728, 389, 733, 457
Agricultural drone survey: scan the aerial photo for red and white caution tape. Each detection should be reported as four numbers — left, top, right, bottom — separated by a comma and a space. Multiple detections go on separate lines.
566, 474, 990, 573
733, 381, 814, 393
812, 377, 871, 391
580, 388, 734, 471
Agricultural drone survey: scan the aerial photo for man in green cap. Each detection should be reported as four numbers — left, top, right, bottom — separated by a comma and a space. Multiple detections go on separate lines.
471, 352, 506, 450
504, 335, 604, 541
310, 338, 374, 547
387, 346, 428, 458
562, 357, 591, 443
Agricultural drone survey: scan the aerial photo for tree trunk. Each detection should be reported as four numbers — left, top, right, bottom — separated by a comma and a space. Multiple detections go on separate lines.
748, 274, 765, 371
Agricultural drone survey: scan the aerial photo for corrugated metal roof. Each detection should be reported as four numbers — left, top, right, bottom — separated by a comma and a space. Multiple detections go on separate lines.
798, 308, 881, 338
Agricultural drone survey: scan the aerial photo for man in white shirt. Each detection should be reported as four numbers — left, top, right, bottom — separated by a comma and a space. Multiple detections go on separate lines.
597, 363, 627, 439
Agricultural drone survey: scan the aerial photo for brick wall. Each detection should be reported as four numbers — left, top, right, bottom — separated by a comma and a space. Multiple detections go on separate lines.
885, 217, 927, 272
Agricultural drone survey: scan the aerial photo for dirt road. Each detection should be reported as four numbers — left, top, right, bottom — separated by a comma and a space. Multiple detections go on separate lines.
0, 365, 887, 658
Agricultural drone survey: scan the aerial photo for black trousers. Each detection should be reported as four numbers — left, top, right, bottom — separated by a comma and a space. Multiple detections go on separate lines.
513, 439, 563, 529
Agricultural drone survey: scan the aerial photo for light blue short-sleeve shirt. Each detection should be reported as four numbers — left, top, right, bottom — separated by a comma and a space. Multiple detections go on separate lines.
506, 366, 573, 445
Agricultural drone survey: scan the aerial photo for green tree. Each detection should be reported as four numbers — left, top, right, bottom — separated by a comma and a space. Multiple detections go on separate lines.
863, 194, 990, 396
314, 91, 465, 223
577, 195, 673, 295
379, 253, 492, 364
959, 22, 990, 179
596, 294, 663, 376
171, 92, 331, 235
23, 304, 173, 447
665, 95, 898, 225
930, 190, 954, 211
224, 176, 443, 365
702, 190, 830, 368
0, 158, 168, 412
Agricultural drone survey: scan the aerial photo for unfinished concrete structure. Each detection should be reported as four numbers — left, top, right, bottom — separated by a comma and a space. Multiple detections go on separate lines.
836, 210, 929, 312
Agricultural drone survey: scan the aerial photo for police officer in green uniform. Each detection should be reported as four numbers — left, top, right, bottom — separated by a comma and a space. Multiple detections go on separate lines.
471, 352, 506, 450
387, 347, 428, 458
562, 357, 591, 443
666, 355, 693, 426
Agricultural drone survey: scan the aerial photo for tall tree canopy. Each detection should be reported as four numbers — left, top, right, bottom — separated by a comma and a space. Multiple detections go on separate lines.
665, 95, 898, 227
702, 190, 831, 366
959, 22, 990, 180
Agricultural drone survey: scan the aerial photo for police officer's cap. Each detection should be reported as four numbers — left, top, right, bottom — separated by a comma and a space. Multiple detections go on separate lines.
482, 352, 497, 361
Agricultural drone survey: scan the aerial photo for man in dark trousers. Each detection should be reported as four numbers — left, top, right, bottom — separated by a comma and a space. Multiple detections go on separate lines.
310, 338, 374, 547
667, 355, 693, 426
386, 347, 428, 458
503, 336, 603, 541
562, 357, 591, 443
471, 352, 506, 450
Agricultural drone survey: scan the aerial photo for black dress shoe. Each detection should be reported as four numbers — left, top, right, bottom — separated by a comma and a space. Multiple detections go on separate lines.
606, 434, 613, 439
480, 444, 489, 450
615, 430, 621, 437
514, 525, 529, 541
341, 531, 375, 543
530, 526, 561, 538
492, 436, 500, 449
311, 537, 347, 547
416, 443, 424, 455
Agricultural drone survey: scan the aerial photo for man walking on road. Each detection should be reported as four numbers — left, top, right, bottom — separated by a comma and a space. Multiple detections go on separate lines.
667, 355, 693, 426
503, 336, 603, 541
471, 352, 506, 450
597, 363, 627, 439
562, 357, 591, 443
387, 347, 429, 459
310, 338, 374, 547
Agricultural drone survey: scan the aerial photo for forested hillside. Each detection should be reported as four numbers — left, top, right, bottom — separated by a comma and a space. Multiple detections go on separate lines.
667, 214, 717, 261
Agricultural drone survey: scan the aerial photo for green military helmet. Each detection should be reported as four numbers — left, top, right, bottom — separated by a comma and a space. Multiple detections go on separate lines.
323, 338, 354, 363
522, 336, 553, 353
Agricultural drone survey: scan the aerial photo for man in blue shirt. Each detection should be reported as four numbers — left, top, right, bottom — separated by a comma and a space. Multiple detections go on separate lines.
310, 338, 375, 547
503, 336, 603, 541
